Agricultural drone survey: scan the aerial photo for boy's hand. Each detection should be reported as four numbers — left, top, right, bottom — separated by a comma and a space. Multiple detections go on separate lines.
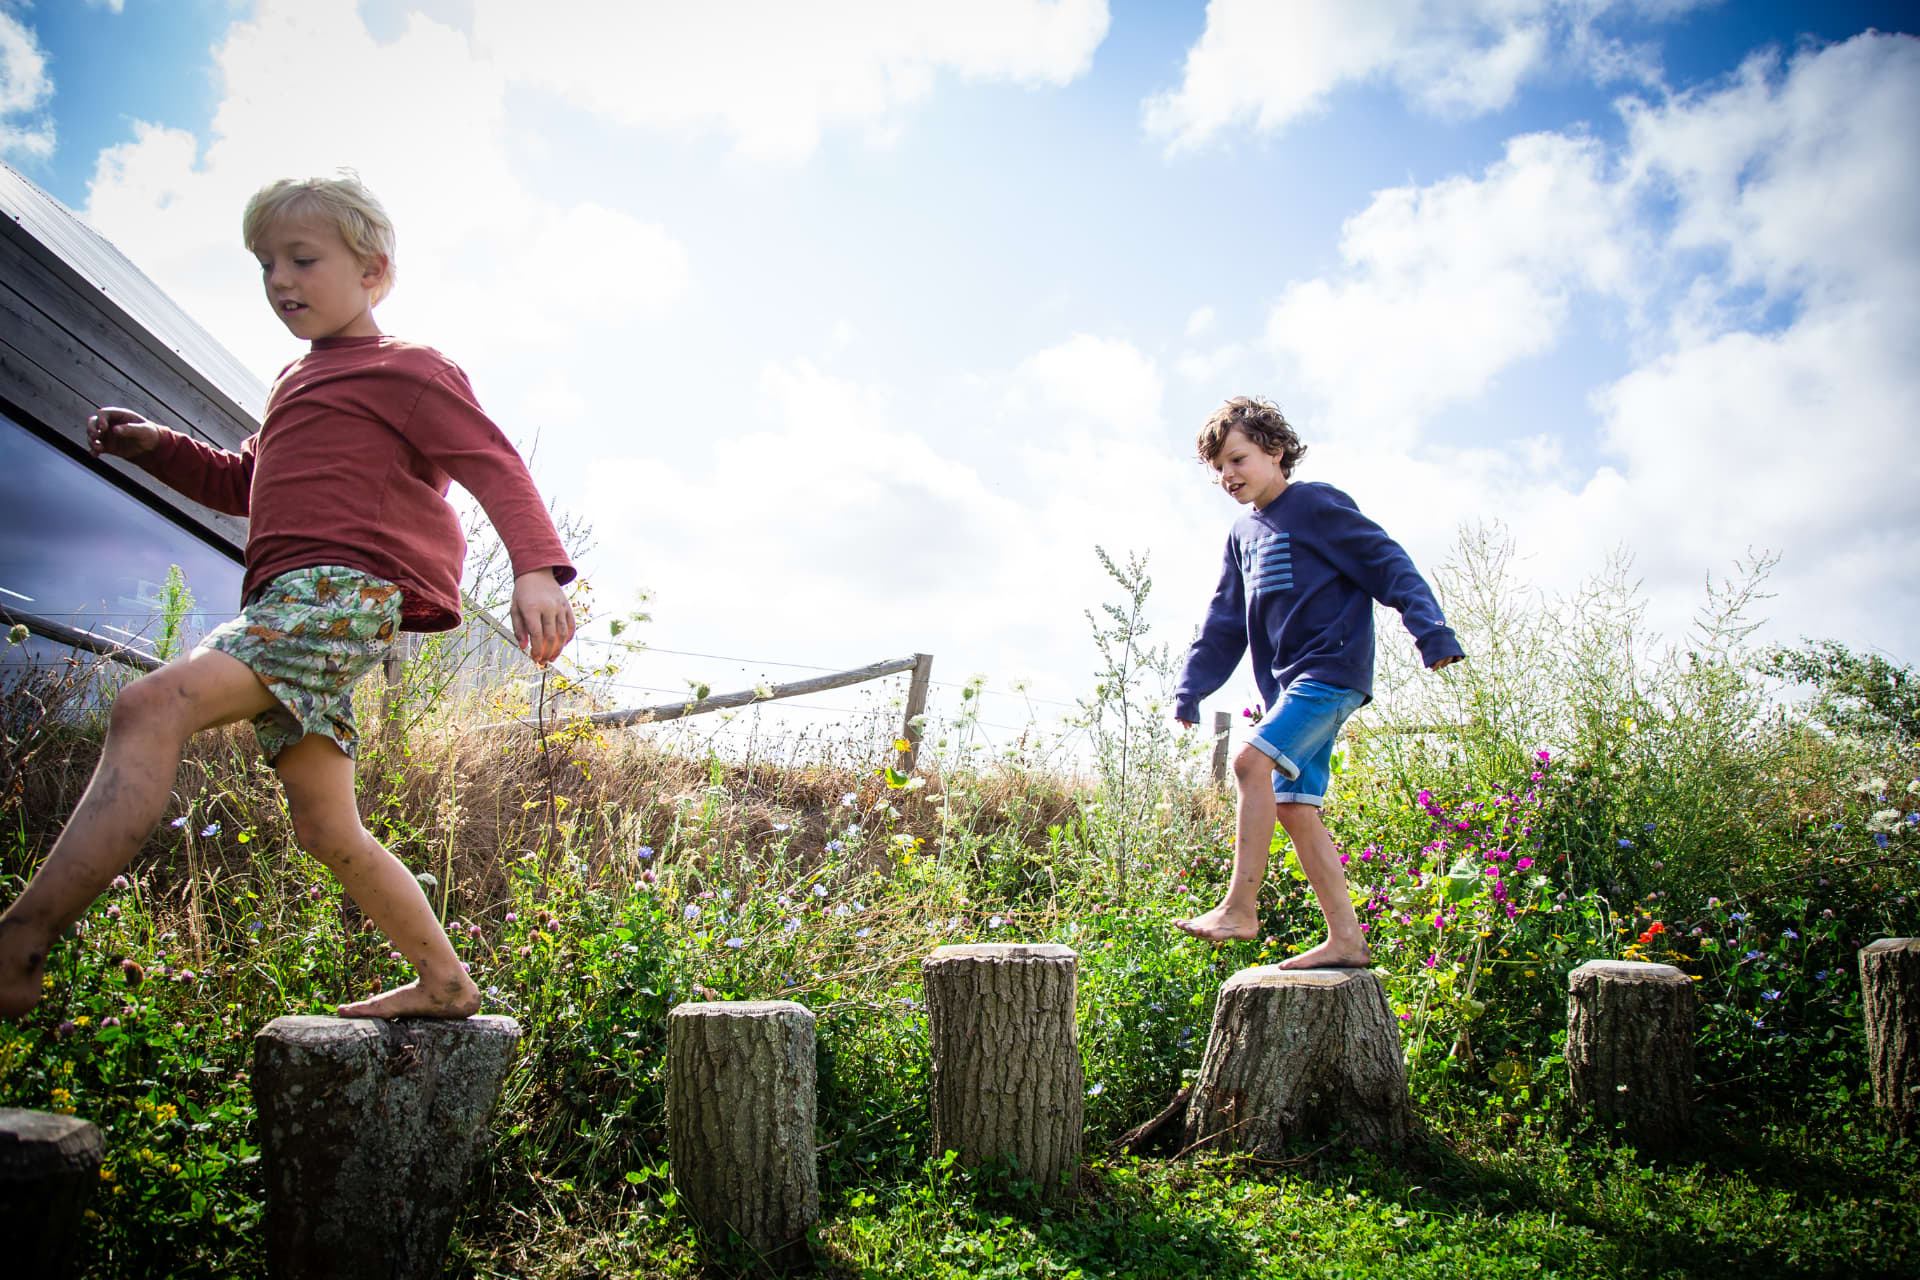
1429, 654, 1464, 671
1175, 718, 1196, 730
511, 570, 576, 666
87, 407, 161, 459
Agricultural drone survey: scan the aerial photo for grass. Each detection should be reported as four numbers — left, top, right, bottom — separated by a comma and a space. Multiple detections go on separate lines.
3, 543, 1919, 1277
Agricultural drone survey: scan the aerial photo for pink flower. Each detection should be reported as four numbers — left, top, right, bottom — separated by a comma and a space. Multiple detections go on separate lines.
1516, 857, 1534, 870
1536, 749, 1551, 764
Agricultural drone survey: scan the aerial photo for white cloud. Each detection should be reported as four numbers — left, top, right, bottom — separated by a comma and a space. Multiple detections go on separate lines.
1264, 129, 1638, 441
1143, 0, 1703, 152
471, 0, 1112, 163
0, 6, 53, 159
1184, 305, 1215, 338
1236, 31, 1920, 660
84, 0, 126, 13
1008, 334, 1164, 437
80, 2, 692, 392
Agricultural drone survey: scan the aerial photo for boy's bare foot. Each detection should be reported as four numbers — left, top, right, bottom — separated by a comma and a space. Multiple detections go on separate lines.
1277, 937, 1371, 969
336, 974, 480, 1020
0, 919, 50, 1018
1174, 903, 1259, 942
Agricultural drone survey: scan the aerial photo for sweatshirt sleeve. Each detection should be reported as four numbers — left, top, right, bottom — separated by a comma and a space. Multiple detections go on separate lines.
398, 367, 576, 585
1312, 486, 1464, 669
1174, 534, 1249, 723
132, 427, 255, 517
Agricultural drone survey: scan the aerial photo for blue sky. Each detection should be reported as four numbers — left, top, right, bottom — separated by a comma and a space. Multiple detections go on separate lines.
3, 1, 1916, 749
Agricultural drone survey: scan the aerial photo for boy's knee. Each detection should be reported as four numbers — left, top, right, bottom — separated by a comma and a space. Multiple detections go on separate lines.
107, 674, 176, 738
289, 807, 368, 863
1232, 745, 1275, 785
1275, 801, 1323, 831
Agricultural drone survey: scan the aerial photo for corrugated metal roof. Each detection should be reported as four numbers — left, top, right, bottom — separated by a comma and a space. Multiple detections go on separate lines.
0, 159, 268, 421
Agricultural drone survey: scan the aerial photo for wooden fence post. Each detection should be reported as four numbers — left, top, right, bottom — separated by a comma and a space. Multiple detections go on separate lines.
252, 1015, 520, 1280
896, 653, 934, 776
1211, 711, 1231, 787
0, 1108, 104, 1278
667, 1000, 819, 1266
923, 943, 1082, 1196
1860, 938, 1920, 1137
1184, 965, 1411, 1156
1566, 960, 1694, 1143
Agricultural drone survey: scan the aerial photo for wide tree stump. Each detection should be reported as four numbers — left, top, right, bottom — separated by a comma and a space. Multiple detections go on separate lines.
667, 1000, 819, 1265
922, 943, 1082, 1196
1860, 938, 1920, 1137
1566, 960, 1694, 1142
1183, 966, 1410, 1156
253, 1015, 520, 1280
0, 1109, 104, 1278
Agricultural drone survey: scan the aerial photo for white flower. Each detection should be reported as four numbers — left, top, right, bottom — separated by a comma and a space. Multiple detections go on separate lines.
726, 937, 746, 949
1869, 809, 1903, 832
989, 915, 1005, 929
813, 884, 829, 898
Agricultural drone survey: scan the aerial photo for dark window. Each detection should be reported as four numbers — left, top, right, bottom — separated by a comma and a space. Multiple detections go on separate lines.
0, 412, 243, 667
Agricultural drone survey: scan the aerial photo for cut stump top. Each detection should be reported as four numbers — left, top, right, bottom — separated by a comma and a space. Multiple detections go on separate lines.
924, 943, 1078, 967
1861, 938, 1920, 957
256, 1014, 522, 1055
1569, 960, 1687, 985
1223, 964, 1378, 992
668, 999, 813, 1023
0, 1109, 103, 1154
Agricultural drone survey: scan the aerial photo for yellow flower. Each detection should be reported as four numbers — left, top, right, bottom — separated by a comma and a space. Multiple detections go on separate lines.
100, 1166, 116, 1182
167, 1163, 181, 1176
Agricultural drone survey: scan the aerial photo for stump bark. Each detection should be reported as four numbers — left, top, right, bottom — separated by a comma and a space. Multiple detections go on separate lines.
666, 1000, 819, 1265
1183, 966, 1410, 1156
1860, 938, 1920, 1137
1566, 959, 1693, 1142
0, 1109, 104, 1279
252, 1015, 520, 1280
922, 943, 1082, 1195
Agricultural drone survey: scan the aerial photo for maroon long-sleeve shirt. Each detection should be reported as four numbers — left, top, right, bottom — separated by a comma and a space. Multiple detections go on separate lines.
136, 335, 574, 632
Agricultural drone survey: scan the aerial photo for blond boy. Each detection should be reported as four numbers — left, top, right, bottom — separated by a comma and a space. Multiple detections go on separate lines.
0, 174, 575, 1019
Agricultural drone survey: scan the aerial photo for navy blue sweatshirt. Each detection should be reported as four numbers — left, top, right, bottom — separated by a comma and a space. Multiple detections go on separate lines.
1174, 481, 1463, 722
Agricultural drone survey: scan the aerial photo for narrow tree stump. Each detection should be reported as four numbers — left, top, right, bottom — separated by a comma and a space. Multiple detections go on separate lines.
0, 1109, 104, 1278
1860, 938, 1920, 1137
667, 1000, 819, 1266
922, 943, 1083, 1196
253, 1015, 520, 1280
1183, 966, 1410, 1156
1566, 960, 1694, 1142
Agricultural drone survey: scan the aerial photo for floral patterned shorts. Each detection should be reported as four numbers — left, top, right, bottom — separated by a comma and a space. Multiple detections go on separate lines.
200, 565, 402, 763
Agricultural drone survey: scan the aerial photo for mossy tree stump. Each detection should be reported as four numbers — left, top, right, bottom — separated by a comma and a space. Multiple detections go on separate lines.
666, 1000, 819, 1266
922, 943, 1083, 1196
1566, 960, 1694, 1142
1183, 966, 1410, 1156
1860, 938, 1920, 1137
252, 1015, 520, 1280
0, 1109, 104, 1278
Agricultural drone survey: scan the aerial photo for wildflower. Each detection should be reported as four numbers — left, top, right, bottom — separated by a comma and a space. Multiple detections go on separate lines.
1742, 950, 1763, 962
101, 1016, 120, 1028
826, 840, 844, 853
111, 875, 129, 891
1814, 970, 1828, 982
1821, 908, 1834, 918
1761, 989, 1781, 1001
726, 937, 746, 949
107, 905, 121, 920
308, 886, 322, 901
1536, 749, 1551, 764
487, 985, 499, 997
1729, 912, 1747, 923
1708, 898, 1720, 909
847, 825, 862, 840
1087, 1082, 1105, 1098
833, 904, 849, 918
772, 822, 790, 833
841, 792, 857, 807
169, 816, 188, 829
518, 945, 532, 956
683, 905, 700, 922
1782, 928, 1799, 941
505, 912, 518, 923
855, 927, 871, 939
200, 822, 221, 838
813, 884, 828, 898
1617, 838, 1633, 849
1516, 857, 1534, 870
784, 919, 799, 932
637, 846, 654, 860
1877, 833, 1891, 848
6, 623, 26, 644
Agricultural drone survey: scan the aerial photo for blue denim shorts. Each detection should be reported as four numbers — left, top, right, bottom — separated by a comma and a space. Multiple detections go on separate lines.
1244, 679, 1367, 806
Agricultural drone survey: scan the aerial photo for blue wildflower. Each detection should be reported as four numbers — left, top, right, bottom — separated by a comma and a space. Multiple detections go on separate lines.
725, 937, 745, 949
1743, 950, 1763, 961
826, 840, 844, 853
1782, 928, 1798, 941
637, 846, 654, 860
200, 822, 221, 838
1730, 912, 1747, 923
1876, 833, 1890, 848
1761, 990, 1781, 1001
1814, 970, 1828, 981
170, 815, 188, 828
1617, 838, 1633, 848
683, 905, 700, 922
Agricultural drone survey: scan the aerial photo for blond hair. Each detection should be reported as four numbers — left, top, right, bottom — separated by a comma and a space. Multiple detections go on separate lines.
242, 171, 397, 303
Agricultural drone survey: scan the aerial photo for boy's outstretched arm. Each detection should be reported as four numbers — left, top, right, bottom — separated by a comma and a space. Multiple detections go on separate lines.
1174, 535, 1249, 726
92, 405, 256, 516
511, 569, 575, 666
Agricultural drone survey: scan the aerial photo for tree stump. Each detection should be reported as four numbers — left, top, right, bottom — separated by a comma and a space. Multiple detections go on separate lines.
252, 1015, 520, 1280
1860, 938, 1920, 1137
0, 1109, 104, 1279
1183, 965, 1410, 1156
922, 943, 1082, 1196
667, 1000, 819, 1266
1566, 960, 1694, 1142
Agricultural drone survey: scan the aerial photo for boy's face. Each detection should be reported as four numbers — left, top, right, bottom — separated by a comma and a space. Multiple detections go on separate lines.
252, 213, 384, 342
1211, 425, 1288, 508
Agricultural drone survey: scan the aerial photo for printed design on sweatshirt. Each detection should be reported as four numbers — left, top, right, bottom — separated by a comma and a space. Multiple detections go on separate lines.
1241, 530, 1293, 599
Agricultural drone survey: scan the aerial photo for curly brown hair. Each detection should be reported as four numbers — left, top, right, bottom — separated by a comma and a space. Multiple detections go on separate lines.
1195, 396, 1307, 476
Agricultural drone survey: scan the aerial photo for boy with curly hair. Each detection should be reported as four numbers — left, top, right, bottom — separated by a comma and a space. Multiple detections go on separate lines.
1, 173, 576, 1019
1174, 397, 1462, 966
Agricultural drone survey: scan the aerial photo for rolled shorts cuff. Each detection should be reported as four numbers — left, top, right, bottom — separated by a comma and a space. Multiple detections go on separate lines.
1243, 735, 1303, 781
1272, 789, 1328, 808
